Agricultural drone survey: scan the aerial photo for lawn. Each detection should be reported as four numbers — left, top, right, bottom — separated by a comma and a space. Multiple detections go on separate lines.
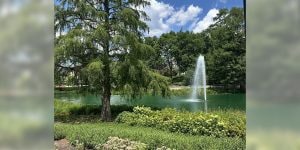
55, 122, 245, 150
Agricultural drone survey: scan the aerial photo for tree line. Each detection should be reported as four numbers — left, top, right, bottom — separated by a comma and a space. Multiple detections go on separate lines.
145, 8, 245, 91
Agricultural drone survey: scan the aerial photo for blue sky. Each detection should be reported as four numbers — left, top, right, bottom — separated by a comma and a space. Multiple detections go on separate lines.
143, 0, 244, 36
55, 0, 244, 37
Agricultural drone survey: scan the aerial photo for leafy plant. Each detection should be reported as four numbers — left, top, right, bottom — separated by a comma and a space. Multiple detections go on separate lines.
102, 136, 147, 150
54, 100, 163, 122
116, 106, 245, 138
54, 100, 135, 122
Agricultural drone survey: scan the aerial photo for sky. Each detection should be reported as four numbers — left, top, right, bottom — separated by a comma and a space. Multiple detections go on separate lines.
54, 0, 244, 37
143, 0, 244, 36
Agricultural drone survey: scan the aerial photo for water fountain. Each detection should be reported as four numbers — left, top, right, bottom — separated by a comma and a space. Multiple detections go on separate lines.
190, 55, 207, 101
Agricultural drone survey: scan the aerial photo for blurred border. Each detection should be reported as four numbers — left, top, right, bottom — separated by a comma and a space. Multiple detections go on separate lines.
1, 0, 300, 149
247, 0, 300, 149
0, 0, 53, 149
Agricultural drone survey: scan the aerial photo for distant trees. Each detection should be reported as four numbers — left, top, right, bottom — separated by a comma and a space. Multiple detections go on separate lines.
205, 8, 245, 91
146, 8, 245, 91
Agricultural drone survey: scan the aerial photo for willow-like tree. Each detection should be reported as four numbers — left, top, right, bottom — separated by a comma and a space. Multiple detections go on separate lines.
55, 0, 170, 121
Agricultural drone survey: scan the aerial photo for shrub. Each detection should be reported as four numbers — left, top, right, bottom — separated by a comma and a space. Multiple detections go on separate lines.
102, 136, 147, 150
54, 100, 135, 122
116, 106, 245, 138
54, 100, 79, 117
54, 100, 164, 123
68, 104, 134, 117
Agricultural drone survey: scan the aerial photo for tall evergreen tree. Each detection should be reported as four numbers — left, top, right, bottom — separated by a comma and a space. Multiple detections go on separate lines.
55, 0, 170, 121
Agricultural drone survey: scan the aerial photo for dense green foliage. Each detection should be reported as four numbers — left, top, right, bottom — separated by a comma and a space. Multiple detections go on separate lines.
54, 101, 245, 149
55, 123, 245, 150
54, 100, 162, 122
54, 0, 170, 95
145, 8, 245, 91
54, 100, 133, 121
116, 106, 245, 138
55, 0, 171, 120
170, 87, 224, 96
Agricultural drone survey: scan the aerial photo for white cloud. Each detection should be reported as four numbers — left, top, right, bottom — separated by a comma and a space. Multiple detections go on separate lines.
193, 8, 219, 33
142, 0, 174, 36
166, 5, 202, 26
142, 0, 202, 37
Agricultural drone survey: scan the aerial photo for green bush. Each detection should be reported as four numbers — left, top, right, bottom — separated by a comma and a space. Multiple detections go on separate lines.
54, 100, 78, 116
170, 88, 191, 96
170, 88, 224, 96
68, 104, 134, 117
116, 106, 245, 138
54, 100, 163, 122
54, 100, 135, 121
172, 75, 184, 85
54, 122, 245, 150
183, 68, 194, 86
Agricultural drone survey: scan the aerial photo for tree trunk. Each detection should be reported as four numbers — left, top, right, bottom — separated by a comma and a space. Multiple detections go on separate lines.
101, 51, 111, 121
169, 63, 173, 82
167, 56, 173, 82
101, 0, 112, 121
240, 82, 246, 92
101, 82, 111, 121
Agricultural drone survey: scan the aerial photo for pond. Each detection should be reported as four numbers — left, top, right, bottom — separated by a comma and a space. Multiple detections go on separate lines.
55, 92, 245, 112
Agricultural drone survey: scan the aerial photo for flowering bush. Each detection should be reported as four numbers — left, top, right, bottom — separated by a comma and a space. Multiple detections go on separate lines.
102, 136, 147, 150
116, 106, 245, 138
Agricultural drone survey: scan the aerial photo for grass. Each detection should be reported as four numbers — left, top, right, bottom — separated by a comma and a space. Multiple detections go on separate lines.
55, 122, 245, 150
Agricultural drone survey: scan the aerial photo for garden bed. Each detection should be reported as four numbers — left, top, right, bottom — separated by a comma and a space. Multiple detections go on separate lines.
116, 106, 246, 138
55, 122, 245, 150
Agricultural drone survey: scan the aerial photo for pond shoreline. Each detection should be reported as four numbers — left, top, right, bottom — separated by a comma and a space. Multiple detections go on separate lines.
55, 92, 245, 112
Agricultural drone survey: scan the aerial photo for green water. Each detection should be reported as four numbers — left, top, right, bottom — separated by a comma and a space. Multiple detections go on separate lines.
55, 93, 245, 111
